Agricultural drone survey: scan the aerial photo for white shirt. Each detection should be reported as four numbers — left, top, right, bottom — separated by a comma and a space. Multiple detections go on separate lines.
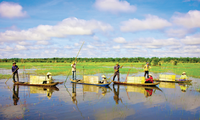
71, 64, 76, 71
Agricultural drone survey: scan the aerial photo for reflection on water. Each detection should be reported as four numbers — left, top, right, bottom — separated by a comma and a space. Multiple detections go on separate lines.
0, 74, 200, 120
13, 85, 20, 105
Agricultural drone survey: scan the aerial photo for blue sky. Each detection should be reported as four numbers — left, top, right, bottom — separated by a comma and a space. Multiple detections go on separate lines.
0, 0, 200, 58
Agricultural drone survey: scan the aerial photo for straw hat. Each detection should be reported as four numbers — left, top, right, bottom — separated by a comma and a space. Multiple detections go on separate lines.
47, 72, 52, 75
149, 74, 152, 76
116, 62, 119, 65
13, 62, 16, 64
182, 72, 186, 75
101, 75, 106, 78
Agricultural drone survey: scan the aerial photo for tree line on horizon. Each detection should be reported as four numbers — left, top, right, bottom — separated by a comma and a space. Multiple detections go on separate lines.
0, 57, 200, 65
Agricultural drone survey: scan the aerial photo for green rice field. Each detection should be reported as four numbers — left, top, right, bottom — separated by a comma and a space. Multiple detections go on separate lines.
0, 62, 200, 79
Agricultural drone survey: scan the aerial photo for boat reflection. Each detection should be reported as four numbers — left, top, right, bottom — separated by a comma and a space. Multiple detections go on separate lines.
29, 86, 59, 99
124, 85, 162, 98
159, 82, 176, 89
13, 85, 20, 105
71, 83, 112, 104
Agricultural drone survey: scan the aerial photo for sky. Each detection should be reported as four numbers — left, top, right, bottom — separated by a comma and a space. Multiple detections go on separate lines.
0, 0, 200, 58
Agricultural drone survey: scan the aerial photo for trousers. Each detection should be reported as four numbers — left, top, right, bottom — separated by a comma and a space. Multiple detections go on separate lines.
113, 72, 120, 81
13, 72, 19, 82
144, 71, 149, 78
72, 71, 76, 80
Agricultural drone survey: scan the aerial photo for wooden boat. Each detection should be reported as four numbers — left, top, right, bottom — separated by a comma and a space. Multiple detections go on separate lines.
70, 79, 111, 87
14, 82, 63, 87
153, 79, 192, 83
113, 81, 160, 86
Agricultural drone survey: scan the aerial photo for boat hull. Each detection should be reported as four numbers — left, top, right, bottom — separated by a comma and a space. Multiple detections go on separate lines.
113, 81, 160, 86
153, 79, 192, 83
14, 82, 62, 87
70, 79, 111, 87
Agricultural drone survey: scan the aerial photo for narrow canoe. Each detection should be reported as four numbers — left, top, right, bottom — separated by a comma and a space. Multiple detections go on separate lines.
113, 81, 160, 86
70, 79, 111, 87
153, 79, 192, 83
14, 82, 63, 87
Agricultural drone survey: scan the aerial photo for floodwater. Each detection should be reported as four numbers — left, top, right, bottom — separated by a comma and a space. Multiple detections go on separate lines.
0, 73, 200, 120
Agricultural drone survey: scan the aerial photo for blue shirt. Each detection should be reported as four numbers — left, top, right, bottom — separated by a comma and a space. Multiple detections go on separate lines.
12, 65, 19, 73
114, 65, 120, 73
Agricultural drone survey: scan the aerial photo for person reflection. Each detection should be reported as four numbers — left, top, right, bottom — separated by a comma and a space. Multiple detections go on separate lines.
144, 88, 153, 98
13, 85, 19, 105
178, 83, 187, 92
72, 83, 77, 105
113, 84, 122, 105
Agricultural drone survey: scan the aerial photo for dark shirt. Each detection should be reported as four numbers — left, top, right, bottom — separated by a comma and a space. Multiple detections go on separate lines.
114, 65, 120, 73
12, 65, 19, 73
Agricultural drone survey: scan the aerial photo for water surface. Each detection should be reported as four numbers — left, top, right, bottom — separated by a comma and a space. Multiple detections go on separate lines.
0, 73, 200, 120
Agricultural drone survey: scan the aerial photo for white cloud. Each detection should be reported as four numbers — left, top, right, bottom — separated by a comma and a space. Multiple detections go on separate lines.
123, 37, 179, 49
0, 46, 13, 51
165, 28, 194, 38
0, 1, 27, 18
15, 45, 27, 50
0, 17, 113, 42
29, 46, 45, 50
94, 0, 136, 13
172, 10, 200, 28
113, 37, 126, 43
113, 45, 120, 49
93, 35, 99, 40
123, 45, 137, 49
120, 14, 171, 32
17, 41, 31, 46
181, 33, 200, 45
87, 45, 94, 48
64, 45, 71, 49
74, 43, 79, 46
36, 40, 49, 45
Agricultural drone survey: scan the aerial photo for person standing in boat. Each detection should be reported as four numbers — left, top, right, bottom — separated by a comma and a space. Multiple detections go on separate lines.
12, 62, 19, 83
71, 61, 76, 80
145, 74, 153, 83
113, 62, 123, 82
179, 72, 187, 81
144, 62, 151, 78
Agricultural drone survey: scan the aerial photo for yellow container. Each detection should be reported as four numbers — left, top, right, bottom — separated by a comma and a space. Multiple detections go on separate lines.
159, 74, 176, 81
127, 77, 145, 84
83, 76, 99, 84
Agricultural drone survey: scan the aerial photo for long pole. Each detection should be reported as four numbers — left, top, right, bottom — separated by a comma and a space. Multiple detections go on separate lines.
75, 41, 85, 62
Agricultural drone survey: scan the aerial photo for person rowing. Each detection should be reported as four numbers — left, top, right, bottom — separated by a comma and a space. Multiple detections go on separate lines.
113, 62, 123, 82
145, 74, 153, 83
